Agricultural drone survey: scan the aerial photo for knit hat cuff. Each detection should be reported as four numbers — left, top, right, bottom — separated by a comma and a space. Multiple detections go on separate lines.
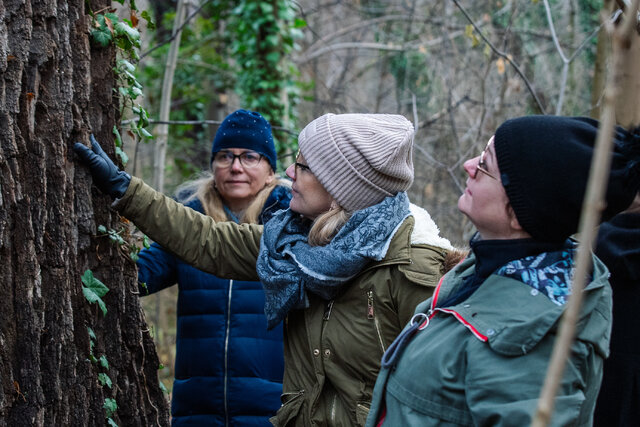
495, 120, 542, 239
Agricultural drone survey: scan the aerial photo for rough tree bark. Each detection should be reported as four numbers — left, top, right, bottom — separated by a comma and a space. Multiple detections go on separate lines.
0, 0, 170, 425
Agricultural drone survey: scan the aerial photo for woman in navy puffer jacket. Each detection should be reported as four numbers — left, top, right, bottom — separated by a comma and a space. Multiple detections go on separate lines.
137, 110, 291, 426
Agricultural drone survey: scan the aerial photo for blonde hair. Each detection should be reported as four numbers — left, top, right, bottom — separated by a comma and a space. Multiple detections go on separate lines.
178, 172, 285, 224
307, 207, 352, 246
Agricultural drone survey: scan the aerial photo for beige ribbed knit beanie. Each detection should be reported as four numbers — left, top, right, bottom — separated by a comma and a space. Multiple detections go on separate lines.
298, 113, 414, 212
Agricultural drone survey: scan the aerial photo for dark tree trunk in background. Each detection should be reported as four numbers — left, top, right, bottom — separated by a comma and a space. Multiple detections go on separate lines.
0, 0, 170, 425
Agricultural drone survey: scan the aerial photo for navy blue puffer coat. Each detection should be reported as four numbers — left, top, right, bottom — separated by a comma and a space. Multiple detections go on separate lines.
137, 185, 291, 426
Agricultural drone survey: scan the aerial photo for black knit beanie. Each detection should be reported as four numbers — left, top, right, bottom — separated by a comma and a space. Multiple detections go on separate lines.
494, 115, 640, 242
211, 109, 277, 171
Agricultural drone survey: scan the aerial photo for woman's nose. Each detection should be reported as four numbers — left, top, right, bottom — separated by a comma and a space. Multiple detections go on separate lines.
463, 157, 478, 178
285, 163, 296, 180
230, 157, 244, 171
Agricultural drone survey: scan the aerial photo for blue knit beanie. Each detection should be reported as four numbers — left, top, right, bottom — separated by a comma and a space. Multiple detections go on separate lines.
211, 109, 277, 171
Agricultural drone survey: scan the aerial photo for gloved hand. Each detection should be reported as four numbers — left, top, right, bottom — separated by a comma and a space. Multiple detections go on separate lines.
74, 134, 131, 199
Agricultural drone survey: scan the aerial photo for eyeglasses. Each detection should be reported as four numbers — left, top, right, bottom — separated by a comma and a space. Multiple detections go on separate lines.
476, 139, 498, 181
213, 150, 263, 169
293, 150, 312, 176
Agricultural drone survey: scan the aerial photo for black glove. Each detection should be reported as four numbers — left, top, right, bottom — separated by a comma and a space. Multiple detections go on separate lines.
74, 134, 131, 199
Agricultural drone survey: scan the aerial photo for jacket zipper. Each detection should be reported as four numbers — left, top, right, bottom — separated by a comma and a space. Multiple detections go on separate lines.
368, 290, 386, 353
224, 279, 234, 427
323, 300, 334, 320
330, 393, 337, 424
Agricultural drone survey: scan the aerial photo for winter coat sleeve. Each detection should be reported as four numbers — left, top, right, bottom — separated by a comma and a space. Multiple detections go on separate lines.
115, 177, 263, 281
136, 242, 177, 295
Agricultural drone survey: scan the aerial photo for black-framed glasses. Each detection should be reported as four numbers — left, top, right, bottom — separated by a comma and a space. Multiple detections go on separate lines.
213, 150, 263, 169
476, 139, 498, 181
293, 150, 312, 176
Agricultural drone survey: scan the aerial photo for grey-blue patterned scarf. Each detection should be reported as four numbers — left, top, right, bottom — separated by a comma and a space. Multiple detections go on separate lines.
257, 192, 410, 329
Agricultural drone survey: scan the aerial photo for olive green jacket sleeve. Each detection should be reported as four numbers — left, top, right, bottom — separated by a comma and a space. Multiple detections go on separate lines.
115, 176, 262, 281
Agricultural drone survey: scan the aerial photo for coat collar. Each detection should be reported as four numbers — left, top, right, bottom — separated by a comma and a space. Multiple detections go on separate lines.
429, 250, 611, 357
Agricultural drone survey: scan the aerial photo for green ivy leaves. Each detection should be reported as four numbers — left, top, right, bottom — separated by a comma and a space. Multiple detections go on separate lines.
228, 0, 305, 155
81, 270, 109, 317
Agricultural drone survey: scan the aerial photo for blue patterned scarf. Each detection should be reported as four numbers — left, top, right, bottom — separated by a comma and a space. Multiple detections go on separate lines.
496, 239, 578, 305
256, 192, 411, 329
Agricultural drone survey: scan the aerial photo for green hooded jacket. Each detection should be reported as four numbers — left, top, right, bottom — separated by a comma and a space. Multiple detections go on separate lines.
366, 246, 612, 427
116, 177, 456, 426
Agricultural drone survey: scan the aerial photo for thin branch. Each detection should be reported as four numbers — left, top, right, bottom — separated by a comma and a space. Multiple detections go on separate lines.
451, 0, 547, 114
532, 0, 640, 425
298, 22, 484, 64
543, 0, 569, 63
543, 0, 623, 114
139, 0, 215, 61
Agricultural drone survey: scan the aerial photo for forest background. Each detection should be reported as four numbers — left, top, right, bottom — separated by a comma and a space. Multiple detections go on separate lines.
0, 0, 638, 424
130, 0, 639, 392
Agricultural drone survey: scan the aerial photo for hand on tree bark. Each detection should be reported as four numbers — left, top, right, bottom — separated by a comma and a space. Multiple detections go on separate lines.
74, 134, 131, 199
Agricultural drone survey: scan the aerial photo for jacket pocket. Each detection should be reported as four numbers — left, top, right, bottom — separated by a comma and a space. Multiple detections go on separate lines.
270, 390, 305, 427
355, 401, 370, 426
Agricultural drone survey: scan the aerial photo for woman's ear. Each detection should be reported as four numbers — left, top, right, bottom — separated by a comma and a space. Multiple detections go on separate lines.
507, 203, 524, 232
330, 200, 339, 211
265, 170, 276, 185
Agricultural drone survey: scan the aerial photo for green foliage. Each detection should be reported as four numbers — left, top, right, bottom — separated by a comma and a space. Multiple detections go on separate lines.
97, 224, 146, 261
227, 0, 304, 154
88, 1, 152, 167
98, 373, 113, 388
104, 397, 118, 418
81, 271, 118, 425
99, 355, 110, 369
138, 1, 305, 182
81, 270, 109, 317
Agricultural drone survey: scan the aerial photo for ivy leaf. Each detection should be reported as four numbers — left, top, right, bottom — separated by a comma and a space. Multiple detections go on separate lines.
115, 146, 129, 166
159, 380, 169, 395
112, 126, 122, 148
117, 59, 136, 74
139, 128, 153, 139
91, 27, 112, 47
259, 3, 274, 14
114, 22, 140, 42
81, 270, 109, 316
107, 418, 118, 427
141, 11, 156, 30
103, 398, 118, 418
99, 355, 109, 369
266, 52, 280, 64
98, 373, 113, 389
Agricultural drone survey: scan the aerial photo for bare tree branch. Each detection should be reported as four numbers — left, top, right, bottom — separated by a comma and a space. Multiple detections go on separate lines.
140, 0, 214, 61
451, 0, 547, 114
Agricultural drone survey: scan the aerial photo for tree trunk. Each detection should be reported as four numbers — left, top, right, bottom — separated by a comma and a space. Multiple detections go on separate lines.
0, 0, 170, 425
590, 0, 615, 120
614, 23, 640, 127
